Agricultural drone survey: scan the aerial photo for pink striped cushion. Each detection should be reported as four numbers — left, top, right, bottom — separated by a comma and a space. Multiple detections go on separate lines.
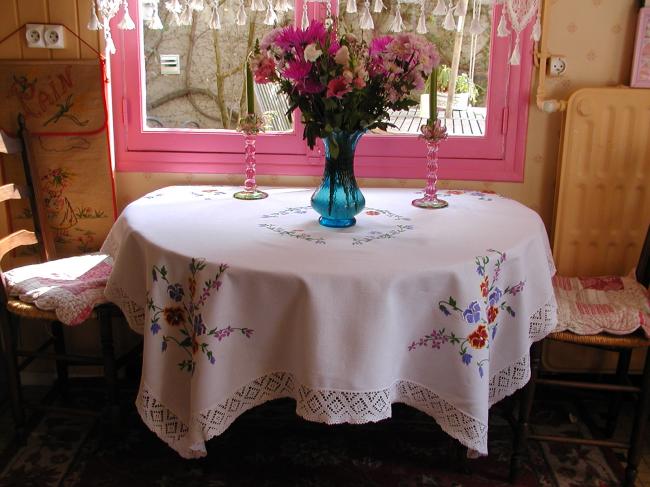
4, 254, 112, 326
553, 275, 650, 337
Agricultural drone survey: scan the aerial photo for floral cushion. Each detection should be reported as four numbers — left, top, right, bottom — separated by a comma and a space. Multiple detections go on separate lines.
553, 274, 650, 337
4, 254, 112, 326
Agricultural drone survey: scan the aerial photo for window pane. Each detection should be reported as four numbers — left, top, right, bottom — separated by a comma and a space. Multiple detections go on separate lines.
337, 0, 492, 136
142, 7, 294, 131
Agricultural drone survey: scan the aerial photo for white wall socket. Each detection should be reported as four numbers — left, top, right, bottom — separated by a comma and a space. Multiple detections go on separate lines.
44, 25, 65, 49
25, 24, 45, 48
547, 56, 567, 77
25, 24, 64, 49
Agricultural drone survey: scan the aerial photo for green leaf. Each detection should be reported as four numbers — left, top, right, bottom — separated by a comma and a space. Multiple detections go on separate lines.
449, 297, 456, 307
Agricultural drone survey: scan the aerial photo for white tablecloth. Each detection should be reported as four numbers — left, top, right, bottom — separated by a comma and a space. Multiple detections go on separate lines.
102, 186, 557, 458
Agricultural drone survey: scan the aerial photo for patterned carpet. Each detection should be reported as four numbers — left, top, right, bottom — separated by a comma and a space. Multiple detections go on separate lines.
0, 386, 631, 487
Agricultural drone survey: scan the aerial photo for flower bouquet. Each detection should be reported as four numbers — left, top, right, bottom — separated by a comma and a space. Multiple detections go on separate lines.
251, 21, 439, 227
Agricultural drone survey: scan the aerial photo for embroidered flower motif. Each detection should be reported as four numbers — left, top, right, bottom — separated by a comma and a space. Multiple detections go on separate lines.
468, 324, 488, 349
163, 306, 186, 327
168, 283, 184, 302
148, 259, 254, 374
480, 276, 489, 298
488, 287, 502, 306
463, 301, 481, 324
411, 249, 524, 379
487, 306, 499, 324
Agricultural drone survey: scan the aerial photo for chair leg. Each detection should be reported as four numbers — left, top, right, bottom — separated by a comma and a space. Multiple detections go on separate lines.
99, 308, 119, 429
623, 349, 650, 487
0, 312, 25, 441
605, 348, 631, 438
510, 341, 543, 484
51, 321, 69, 398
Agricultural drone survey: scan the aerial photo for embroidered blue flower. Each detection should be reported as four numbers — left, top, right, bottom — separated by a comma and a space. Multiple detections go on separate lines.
439, 304, 451, 316
478, 365, 484, 378
193, 314, 206, 335
150, 321, 161, 335
488, 287, 502, 306
491, 325, 498, 340
463, 301, 481, 324
462, 353, 472, 365
167, 283, 184, 302
152, 269, 158, 282
161, 340, 168, 352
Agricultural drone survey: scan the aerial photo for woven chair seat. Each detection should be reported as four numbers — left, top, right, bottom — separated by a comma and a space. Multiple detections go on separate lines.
6, 298, 58, 321
547, 329, 650, 348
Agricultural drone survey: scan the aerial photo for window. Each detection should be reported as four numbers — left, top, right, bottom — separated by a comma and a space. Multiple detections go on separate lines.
110, 0, 533, 180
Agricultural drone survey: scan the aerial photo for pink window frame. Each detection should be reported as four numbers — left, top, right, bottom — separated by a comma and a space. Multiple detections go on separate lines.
110, 1, 533, 181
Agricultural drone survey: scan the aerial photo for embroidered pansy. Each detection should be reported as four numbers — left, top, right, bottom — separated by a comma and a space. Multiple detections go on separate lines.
163, 306, 186, 327
168, 283, 184, 302
487, 306, 499, 324
488, 287, 502, 306
463, 301, 481, 324
468, 324, 488, 349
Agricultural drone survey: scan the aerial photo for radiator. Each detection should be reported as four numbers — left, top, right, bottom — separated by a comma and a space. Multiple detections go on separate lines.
546, 87, 650, 373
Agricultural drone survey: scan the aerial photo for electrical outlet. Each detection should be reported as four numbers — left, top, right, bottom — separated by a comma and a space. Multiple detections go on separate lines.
547, 56, 567, 77
43, 25, 65, 49
25, 24, 45, 48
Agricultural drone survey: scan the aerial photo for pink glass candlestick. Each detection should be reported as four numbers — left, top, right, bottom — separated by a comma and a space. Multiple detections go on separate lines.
412, 139, 448, 209
234, 133, 268, 200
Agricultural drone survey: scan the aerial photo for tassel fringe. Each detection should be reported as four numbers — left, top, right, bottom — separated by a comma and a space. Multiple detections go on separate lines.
236, 2, 248, 25
360, 2, 374, 29
372, 0, 385, 13
87, 1, 100, 31
509, 37, 521, 65
432, 0, 446, 15
443, 8, 455, 30
497, 10, 509, 37
346, 0, 357, 14
263, 0, 278, 25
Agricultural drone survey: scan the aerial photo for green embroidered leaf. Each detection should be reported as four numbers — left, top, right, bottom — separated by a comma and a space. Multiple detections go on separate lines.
449, 297, 456, 307
180, 337, 192, 348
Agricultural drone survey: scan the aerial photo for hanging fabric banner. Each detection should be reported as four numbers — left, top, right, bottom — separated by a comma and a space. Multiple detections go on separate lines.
0, 60, 117, 258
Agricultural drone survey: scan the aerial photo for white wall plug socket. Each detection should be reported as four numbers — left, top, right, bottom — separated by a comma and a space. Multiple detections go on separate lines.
548, 56, 567, 77
43, 25, 65, 49
25, 24, 45, 48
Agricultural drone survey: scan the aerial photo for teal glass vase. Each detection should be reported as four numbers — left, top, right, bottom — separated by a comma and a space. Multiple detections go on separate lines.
311, 130, 366, 228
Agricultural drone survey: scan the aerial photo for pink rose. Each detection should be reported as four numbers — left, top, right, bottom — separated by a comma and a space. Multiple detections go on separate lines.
326, 76, 352, 99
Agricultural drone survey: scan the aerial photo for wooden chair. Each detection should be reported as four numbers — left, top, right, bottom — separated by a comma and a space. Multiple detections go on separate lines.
0, 116, 135, 439
510, 225, 650, 487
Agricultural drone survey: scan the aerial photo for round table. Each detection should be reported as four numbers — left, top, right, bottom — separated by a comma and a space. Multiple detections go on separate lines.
102, 185, 557, 458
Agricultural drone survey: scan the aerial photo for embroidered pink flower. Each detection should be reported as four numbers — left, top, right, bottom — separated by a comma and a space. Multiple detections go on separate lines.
326, 76, 352, 99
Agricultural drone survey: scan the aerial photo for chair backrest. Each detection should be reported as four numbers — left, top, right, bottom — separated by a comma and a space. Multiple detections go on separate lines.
637, 224, 650, 288
0, 115, 57, 269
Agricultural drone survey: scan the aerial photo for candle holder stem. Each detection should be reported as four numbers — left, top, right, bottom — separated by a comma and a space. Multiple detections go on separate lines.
412, 140, 448, 209
234, 133, 268, 200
